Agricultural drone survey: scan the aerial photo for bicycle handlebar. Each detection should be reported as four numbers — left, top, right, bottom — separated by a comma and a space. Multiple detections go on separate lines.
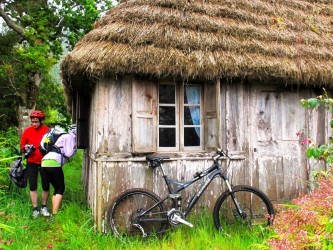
193, 149, 229, 178
212, 148, 229, 161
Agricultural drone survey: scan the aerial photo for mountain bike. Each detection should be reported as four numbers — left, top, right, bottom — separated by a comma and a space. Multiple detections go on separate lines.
109, 148, 275, 238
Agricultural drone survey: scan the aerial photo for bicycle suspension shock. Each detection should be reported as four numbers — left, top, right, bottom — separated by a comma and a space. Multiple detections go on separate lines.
170, 193, 182, 211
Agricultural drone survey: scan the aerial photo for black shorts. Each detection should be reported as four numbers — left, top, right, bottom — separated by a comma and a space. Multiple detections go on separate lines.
41, 167, 65, 195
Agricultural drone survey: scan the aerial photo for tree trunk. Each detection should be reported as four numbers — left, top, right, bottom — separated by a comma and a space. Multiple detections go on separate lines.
18, 106, 34, 137
17, 72, 42, 137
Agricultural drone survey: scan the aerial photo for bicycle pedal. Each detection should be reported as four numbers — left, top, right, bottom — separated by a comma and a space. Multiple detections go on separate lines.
173, 214, 194, 227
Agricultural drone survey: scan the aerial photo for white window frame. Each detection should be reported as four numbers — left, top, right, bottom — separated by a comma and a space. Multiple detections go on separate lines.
158, 81, 204, 152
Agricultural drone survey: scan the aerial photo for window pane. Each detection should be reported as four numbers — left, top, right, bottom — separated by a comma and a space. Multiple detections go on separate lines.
159, 106, 175, 125
184, 106, 200, 125
159, 85, 175, 104
184, 127, 200, 146
159, 128, 176, 147
184, 85, 200, 104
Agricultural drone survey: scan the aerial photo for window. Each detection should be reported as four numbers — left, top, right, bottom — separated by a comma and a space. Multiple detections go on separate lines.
132, 77, 220, 153
158, 84, 177, 148
158, 83, 203, 151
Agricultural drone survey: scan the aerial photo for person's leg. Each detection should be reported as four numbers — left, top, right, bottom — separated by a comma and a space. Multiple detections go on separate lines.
40, 167, 50, 206
40, 167, 51, 216
52, 194, 63, 214
41, 190, 49, 206
30, 190, 38, 207
50, 167, 65, 214
27, 163, 40, 217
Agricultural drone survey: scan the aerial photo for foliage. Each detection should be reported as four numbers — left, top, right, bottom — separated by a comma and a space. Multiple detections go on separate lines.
1, 0, 113, 59
300, 91, 333, 163
0, 30, 21, 129
0, 95, 18, 131
0, 127, 20, 188
0, 127, 20, 159
268, 168, 333, 249
36, 74, 71, 128
0, 0, 114, 130
268, 92, 333, 249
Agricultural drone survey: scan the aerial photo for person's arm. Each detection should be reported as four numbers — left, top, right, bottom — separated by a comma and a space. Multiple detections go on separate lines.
20, 130, 28, 153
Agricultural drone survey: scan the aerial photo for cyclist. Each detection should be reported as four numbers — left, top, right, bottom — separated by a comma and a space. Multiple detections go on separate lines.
20, 110, 50, 218
41, 124, 77, 215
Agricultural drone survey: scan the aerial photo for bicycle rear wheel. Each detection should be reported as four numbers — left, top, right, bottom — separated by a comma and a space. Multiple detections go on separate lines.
213, 185, 275, 232
109, 188, 167, 238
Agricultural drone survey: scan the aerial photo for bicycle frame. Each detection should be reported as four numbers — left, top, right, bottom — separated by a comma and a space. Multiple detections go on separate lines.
138, 153, 235, 221
162, 161, 229, 217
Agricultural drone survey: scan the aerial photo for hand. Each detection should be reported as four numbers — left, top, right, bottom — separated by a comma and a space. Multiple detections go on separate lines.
24, 144, 30, 151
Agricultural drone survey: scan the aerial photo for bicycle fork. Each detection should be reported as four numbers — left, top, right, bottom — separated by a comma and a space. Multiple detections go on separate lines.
224, 179, 247, 219
221, 173, 246, 219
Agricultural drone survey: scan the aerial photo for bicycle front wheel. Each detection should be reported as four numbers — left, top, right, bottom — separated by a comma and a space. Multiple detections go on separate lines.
213, 185, 275, 232
109, 188, 167, 238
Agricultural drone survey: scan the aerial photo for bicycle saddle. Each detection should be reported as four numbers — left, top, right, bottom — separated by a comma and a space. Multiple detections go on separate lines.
146, 155, 170, 162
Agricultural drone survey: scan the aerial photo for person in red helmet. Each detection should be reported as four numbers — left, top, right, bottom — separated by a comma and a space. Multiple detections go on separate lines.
20, 110, 50, 218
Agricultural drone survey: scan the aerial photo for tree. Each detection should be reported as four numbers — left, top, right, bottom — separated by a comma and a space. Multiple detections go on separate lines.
37, 73, 72, 128
0, 30, 21, 128
0, 0, 114, 134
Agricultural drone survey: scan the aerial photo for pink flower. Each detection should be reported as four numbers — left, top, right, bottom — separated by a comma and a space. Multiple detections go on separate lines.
47, 244, 54, 249
301, 138, 311, 145
296, 131, 301, 136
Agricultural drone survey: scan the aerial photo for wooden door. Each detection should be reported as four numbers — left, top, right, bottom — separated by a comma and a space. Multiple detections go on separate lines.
250, 86, 309, 202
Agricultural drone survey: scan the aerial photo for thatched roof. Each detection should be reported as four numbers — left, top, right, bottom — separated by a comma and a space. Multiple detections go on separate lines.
61, 0, 333, 88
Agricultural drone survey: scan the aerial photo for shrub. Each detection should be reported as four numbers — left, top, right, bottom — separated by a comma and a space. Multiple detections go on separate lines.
268, 92, 333, 249
300, 93, 333, 164
268, 168, 333, 249
0, 127, 20, 159
0, 127, 20, 187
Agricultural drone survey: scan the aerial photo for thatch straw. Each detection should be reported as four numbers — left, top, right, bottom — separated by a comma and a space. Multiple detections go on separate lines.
61, 0, 333, 87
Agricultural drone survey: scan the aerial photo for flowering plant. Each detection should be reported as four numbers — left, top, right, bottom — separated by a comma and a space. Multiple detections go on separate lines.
268, 91, 333, 249
268, 168, 333, 249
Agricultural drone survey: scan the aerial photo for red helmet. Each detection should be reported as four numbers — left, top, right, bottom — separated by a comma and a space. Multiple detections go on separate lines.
30, 110, 45, 119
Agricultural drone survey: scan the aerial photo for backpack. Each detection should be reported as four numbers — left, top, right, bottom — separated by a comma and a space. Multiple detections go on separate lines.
39, 128, 67, 155
9, 158, 28, 188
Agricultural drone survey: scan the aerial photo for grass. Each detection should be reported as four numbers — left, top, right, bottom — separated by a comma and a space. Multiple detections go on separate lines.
0, 150, 272, 250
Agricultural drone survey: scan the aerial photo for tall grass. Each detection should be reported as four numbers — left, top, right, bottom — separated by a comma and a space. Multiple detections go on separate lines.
0, 127, 21, 188
0, 133, 272, 249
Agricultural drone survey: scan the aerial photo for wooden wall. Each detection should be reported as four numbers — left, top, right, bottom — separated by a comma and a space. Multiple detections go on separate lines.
83, 77, 330, 232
